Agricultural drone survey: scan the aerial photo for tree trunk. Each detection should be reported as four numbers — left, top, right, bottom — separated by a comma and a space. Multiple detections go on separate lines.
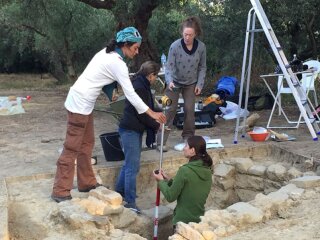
77, 0, 161, 72
62, 38, 77, 82
305, 14, 317, 59
134, 1, 159, 71
116, 0, 160, 72
50, 56, 68, 83
66, 57, 77, 82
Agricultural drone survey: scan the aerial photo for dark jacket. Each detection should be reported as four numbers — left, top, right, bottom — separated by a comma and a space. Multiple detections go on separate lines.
119, 74, 159, 133
158, 160, 212, 225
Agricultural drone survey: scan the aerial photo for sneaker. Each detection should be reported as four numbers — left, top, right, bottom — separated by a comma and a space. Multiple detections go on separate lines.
124, 203, 141, 214
156, 145, 168, 152
51, 194, 72, 203
78, 183, 104, 192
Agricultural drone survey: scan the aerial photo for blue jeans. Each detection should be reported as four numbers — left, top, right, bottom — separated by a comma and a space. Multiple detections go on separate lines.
115, 128, 142, 204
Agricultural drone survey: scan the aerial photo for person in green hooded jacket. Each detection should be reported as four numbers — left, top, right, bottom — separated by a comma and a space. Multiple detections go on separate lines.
153, 135, 213, 227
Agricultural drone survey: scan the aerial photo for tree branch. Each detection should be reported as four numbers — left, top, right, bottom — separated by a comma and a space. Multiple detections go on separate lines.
76, 0, 116, 9
1, 22, 47, 37
21, 24, 47, 37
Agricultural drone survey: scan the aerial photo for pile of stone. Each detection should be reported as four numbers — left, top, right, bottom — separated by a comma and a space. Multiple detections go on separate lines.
50, 186, 146, 240
211, 157, 308, 208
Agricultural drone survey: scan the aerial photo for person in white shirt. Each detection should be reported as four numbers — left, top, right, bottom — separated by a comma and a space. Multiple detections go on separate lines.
51, 27, 166, 203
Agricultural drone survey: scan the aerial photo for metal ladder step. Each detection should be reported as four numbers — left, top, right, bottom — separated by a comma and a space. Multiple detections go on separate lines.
234, 0, 319, 143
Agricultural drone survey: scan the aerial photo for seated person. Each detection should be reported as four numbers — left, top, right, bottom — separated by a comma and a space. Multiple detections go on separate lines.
153, 136, 213, 229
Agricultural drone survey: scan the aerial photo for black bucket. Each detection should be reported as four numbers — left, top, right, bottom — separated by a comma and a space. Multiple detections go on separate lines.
99, 132, 124, 161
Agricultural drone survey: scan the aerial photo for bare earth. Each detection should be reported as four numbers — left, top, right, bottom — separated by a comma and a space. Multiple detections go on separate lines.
1, 77, 320, 239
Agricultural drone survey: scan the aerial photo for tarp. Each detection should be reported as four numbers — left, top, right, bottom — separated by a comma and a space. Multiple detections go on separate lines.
0, 96, 26, 115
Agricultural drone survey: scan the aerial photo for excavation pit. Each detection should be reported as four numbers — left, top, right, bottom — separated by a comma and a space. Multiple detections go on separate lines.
2, 144, 315, 240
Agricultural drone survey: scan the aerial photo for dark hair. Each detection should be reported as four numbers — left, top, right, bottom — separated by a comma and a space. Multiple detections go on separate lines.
135, 61, 160, 77
180, 16, 203, 37
105, 39, 136, 53
187, 136, 212, 167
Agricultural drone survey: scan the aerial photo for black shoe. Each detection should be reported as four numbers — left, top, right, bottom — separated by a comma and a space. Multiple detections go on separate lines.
78, 183, 104, 192
51, 194, 72, 203
124, 203, 141, 214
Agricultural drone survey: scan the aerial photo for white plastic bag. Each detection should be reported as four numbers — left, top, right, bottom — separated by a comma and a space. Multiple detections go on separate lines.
219, 101, 249, 120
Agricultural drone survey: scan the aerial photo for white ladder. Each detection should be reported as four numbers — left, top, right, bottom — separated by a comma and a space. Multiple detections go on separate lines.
234, 0, 320, 143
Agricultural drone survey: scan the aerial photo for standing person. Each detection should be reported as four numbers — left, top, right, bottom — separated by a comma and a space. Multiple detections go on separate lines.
51, 27, 166, 203
157, 16, 207, 151
115, 61, 161, 213
153, 136, 212, 228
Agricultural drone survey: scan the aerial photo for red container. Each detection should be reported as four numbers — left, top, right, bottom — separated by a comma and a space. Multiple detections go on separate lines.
248, 131, 269, 142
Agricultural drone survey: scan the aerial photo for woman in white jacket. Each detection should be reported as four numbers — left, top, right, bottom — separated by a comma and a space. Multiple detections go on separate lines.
51, 27, 166, 203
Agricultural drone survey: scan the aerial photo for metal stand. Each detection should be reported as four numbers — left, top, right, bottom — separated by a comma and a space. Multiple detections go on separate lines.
234, 0, 320, 143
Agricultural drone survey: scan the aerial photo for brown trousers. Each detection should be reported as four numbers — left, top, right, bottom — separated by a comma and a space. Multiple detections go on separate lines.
52, 111, 97, 197
163, 83, 196, 140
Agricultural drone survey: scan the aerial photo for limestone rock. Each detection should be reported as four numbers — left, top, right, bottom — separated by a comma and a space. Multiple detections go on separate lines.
213, 226, 228, 237
264, 178, 282, 194
233, 158, 254, 174
290, 176, 320, 188
266, 164, 287, 181
227, 202, 264, 224
236, 189, 261, 202
277, 183, 304, 200
214, 164, 235, 178
109, 229, 124, 238
75, 197, 123, 216
109, 207, 136, 228
235, 174, 264, 191
303, 171, 317, 177
89, 187, 122, 206
248, 165, 266, 176
201, 230, 217, 240
57, 201, 110, 230
202, 209, 235, 227
212, 188, 239, 208
287, 167, 302, 179
168, 234, 188, 240
215, 177, 235, 190
175, 222, 204, 240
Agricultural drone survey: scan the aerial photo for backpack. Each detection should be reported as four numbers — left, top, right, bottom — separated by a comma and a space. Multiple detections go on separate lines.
248, 93, 274, 111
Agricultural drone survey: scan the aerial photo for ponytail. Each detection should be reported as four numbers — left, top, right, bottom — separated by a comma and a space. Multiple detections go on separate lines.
106, 39, 127, 53
106, 39, 117, 53
187, 136, 213, 167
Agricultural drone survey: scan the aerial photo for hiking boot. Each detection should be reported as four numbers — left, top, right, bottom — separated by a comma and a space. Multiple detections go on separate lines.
157, 145, 168, 152
124, 203, 141, 214
78, 183, 104, 192
51, 194, 72, 203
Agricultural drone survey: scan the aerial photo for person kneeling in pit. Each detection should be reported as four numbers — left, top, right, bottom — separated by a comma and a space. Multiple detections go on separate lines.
153, 135, 213, 230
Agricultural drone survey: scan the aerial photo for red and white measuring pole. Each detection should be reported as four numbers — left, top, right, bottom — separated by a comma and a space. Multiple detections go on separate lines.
153, 106, 167, 240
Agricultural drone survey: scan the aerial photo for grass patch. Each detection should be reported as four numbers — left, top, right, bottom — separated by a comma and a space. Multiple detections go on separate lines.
0, 73, 64, 90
